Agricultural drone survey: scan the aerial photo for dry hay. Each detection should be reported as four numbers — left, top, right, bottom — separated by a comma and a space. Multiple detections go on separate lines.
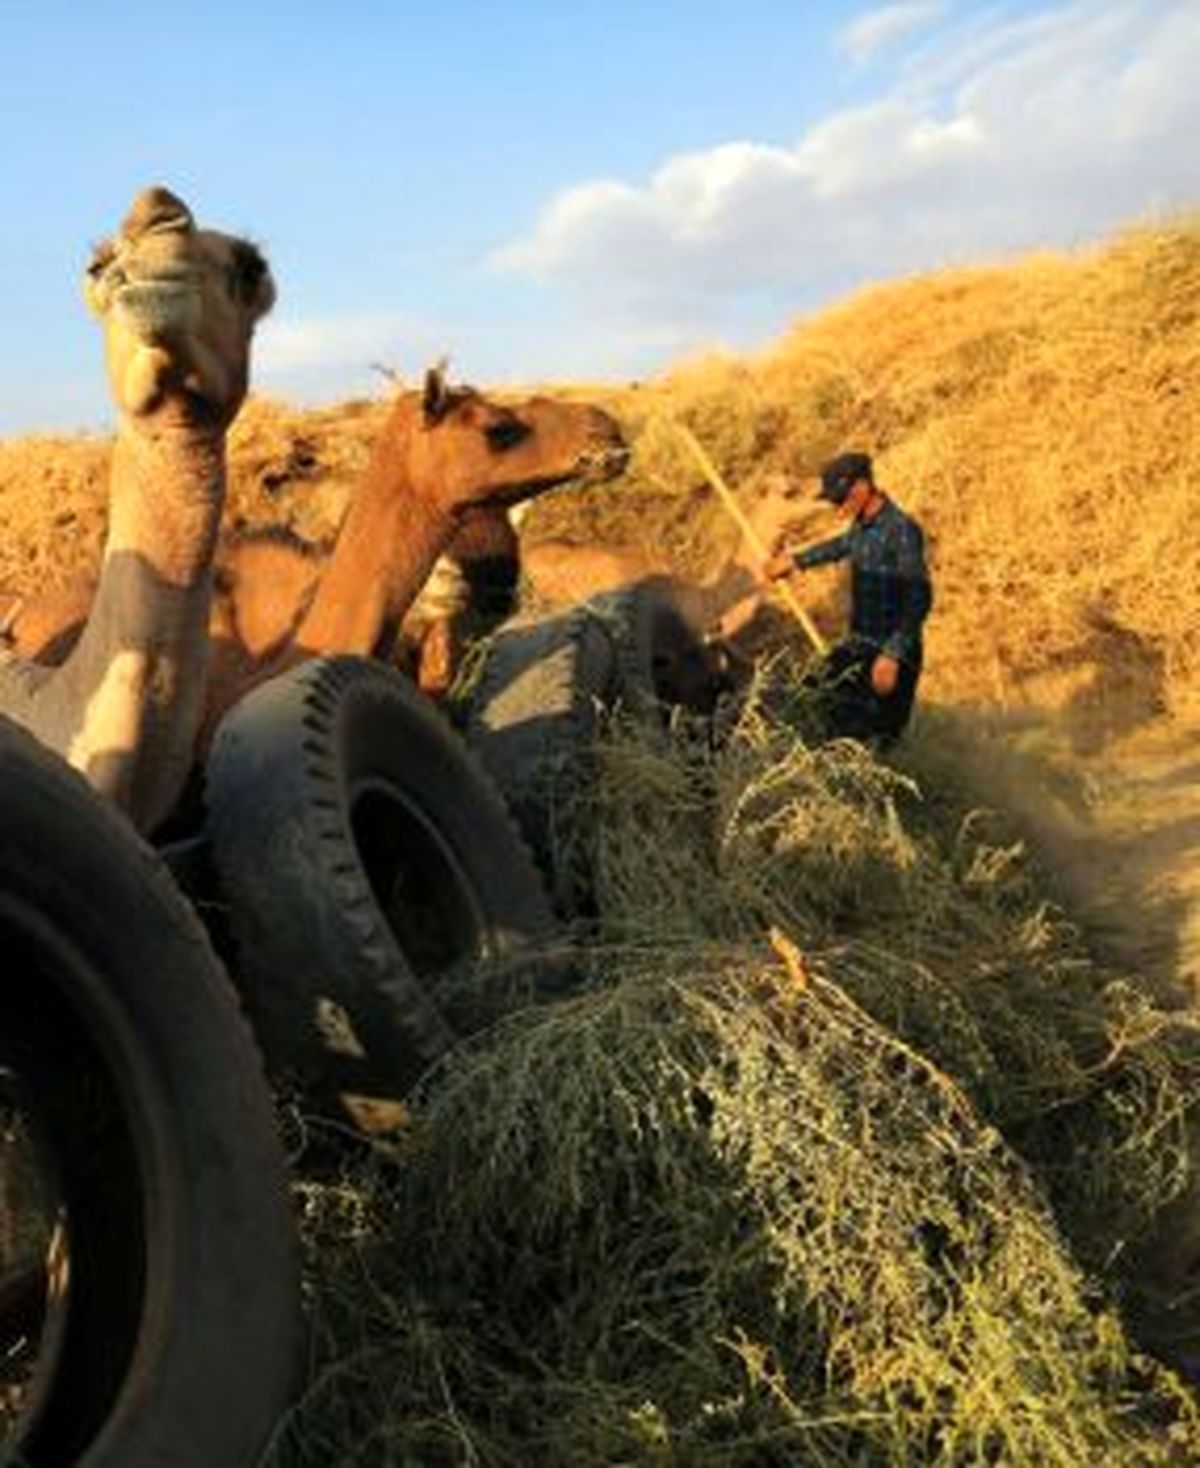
278, 659, 1200, 1465
524, 219, 1200, 727
573, 662, 1200, 1296
1, 217, 1195, 727
0, 214, 1195, 1459
0, 433, 110, 593
276, 946, 1195, 1466
0, 395, 386, 598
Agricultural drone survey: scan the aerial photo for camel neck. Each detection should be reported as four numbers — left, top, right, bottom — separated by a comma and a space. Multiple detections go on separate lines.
106, 426, 226, 584
0, 420, 228, 833
296, 429, 457, 658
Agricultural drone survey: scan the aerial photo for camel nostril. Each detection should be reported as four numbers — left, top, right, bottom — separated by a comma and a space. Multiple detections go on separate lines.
122, 345, 175, 416
122, 186, 195, 241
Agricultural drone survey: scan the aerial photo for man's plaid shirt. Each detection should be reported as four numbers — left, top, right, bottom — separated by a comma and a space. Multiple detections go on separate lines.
793, 498, 932, 666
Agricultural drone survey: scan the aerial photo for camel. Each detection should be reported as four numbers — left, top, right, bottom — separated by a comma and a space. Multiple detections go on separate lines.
1, 369, 629, 730
518, 476, 806, 648
0, 186, 274, 833
224, 459, 797, 704
200, 370, 628, 731
394, 502, 525, 696
384, 476, 807, 700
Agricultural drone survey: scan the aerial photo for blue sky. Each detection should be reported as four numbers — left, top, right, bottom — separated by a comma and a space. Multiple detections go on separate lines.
0, 0, 1194, 432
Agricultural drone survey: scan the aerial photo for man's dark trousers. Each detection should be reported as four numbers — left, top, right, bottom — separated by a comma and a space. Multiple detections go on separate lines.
804, 636, 921, 748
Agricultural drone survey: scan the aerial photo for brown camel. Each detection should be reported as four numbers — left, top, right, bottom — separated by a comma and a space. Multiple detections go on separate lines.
2, 369, 629, 727
202, 369, 627, 730
395, 502, 525, 696
0, 186, 274, 832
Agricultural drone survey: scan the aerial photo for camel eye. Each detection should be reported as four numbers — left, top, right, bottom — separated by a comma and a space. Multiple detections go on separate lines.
87, 241, 116, 278
485, 417, 530, 452
230, 243, 268, 301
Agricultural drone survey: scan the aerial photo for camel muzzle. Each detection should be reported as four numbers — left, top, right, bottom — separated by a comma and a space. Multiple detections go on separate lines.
121, 185, 195, 240
113, 281, 204, 347
576, 440, 631, 480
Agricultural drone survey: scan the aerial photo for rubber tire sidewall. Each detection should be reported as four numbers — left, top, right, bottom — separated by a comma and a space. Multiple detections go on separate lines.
464, 587, 712, 914
462, 605, 618, 913
204, 655, 557, 1119
0, 716, 298, 1468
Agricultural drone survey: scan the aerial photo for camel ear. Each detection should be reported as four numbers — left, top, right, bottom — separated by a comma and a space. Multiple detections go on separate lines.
422, 361, 451, 423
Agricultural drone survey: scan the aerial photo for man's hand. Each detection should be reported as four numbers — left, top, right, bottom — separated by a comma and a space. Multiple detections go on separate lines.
760, 549, 798, 584
870, 653, 900, 697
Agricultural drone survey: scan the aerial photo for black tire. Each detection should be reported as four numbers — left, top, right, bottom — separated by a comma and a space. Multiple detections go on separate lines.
586, 584, 725, 724
0, 717, 298, 1468
460, 603, 617, 912
463, 586, 718, 914
204, 655, 557, 1130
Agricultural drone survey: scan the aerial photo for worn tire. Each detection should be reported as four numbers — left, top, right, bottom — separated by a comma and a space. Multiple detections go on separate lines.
204, 655, 557, 1129
460, 603, 617, 912
464, 586, 716, 913
0, 716, 298, 1468
586, 585, 722, 724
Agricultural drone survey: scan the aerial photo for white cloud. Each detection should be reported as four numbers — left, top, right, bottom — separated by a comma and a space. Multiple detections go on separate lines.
838, 2, 943, 64
250, 303, 694, 405
493, 0, 1200, 344
257, 312, 423, 375
253, 310, 458, 402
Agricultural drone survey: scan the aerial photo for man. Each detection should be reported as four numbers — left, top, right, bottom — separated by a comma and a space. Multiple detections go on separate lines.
761, 451, 932, 746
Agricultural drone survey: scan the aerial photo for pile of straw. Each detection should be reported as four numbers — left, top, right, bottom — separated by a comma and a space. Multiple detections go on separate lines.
3, 219, 1195, 722
528, 219, 1200, 724
278, 663, 1200, 1465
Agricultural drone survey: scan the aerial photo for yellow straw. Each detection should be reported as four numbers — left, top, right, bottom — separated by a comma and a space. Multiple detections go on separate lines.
670, 421, 829, 656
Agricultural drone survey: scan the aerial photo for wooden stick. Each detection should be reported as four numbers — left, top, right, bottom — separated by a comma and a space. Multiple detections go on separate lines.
670, 421, 829, 656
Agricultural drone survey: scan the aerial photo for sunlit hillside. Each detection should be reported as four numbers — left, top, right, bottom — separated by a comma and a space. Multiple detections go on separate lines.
544, 217, 1200, 734
3, 218, 1196, 736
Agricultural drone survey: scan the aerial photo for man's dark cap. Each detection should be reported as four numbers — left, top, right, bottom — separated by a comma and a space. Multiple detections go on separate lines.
819, 451, 873, 503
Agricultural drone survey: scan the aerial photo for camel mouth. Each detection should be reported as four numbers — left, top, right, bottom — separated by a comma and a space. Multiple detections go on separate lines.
474, 439, 631, 510
113, 278, 203, 345
573, 440, 631, 482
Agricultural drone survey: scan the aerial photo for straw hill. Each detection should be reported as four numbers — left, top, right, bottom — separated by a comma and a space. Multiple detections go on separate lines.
1, 216, 1196, 740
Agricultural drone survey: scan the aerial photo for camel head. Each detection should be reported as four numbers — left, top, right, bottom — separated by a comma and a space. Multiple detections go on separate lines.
731, 474, 807, 571
388, 365, 630, 516
84, 186, 276, 431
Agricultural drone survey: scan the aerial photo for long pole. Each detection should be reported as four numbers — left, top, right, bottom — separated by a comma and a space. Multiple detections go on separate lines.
670, 421, 829, 656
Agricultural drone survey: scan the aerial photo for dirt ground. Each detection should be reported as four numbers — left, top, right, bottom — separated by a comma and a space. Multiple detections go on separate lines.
1049, 718, 1200, 1002
905, 700, 1200, 1006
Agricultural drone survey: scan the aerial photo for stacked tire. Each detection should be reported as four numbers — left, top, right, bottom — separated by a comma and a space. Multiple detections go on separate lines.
0, 717, 298, 1468
462, 585, 720, 917
204, 656, 559, 1130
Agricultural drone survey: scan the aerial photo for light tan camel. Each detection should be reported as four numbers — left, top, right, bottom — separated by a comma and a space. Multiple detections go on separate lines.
2, 369, 629, 728
0, 186, 274, 832
387, 476, 807, 699
519, 476, 805, 645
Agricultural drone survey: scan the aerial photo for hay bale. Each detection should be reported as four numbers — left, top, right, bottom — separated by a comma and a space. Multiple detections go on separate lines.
279, 663, 1200, 1464
578, 661, 1200, 1281
277, 944, 1196, 1465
